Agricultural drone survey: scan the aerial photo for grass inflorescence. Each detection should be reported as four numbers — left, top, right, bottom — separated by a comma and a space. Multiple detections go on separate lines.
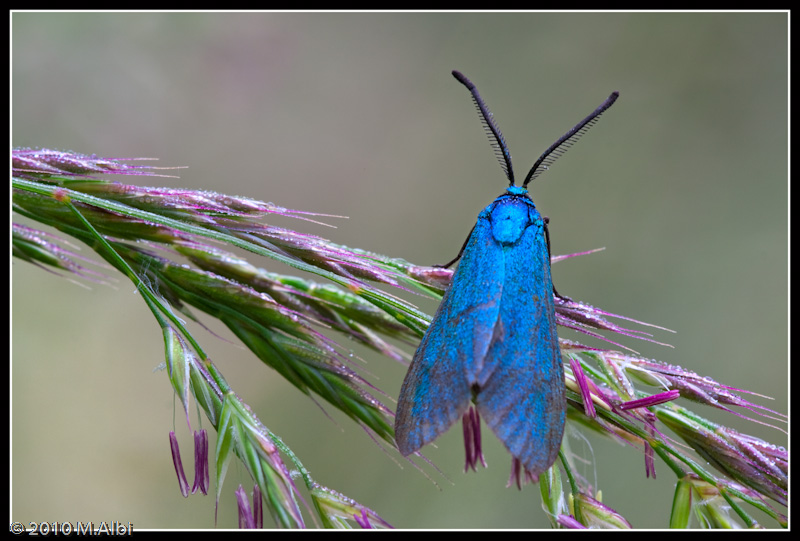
12, 148, 786, 529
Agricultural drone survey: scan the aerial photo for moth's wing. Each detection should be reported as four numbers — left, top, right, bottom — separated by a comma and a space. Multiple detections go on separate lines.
474, 217, 566, 478
395, 216, 503, 457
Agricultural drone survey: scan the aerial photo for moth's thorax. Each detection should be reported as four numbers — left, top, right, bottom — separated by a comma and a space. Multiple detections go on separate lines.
482, 187, 543, 246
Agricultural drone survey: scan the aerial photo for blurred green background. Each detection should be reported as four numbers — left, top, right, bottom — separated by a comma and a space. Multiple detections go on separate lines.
12, 12, 787, 529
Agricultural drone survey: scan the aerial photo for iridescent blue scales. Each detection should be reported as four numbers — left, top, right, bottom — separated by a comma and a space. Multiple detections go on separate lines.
395, 71, 618, 479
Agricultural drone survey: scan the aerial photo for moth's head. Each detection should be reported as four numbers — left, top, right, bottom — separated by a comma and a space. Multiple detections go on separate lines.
506, 185, 528, 197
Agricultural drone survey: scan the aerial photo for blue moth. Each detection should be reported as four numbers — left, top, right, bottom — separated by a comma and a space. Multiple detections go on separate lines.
395, 70, 619, 479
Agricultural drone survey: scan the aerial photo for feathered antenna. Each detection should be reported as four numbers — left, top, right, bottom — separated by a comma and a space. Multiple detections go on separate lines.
523, 91, 619, 188
452, 70, 516, 186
